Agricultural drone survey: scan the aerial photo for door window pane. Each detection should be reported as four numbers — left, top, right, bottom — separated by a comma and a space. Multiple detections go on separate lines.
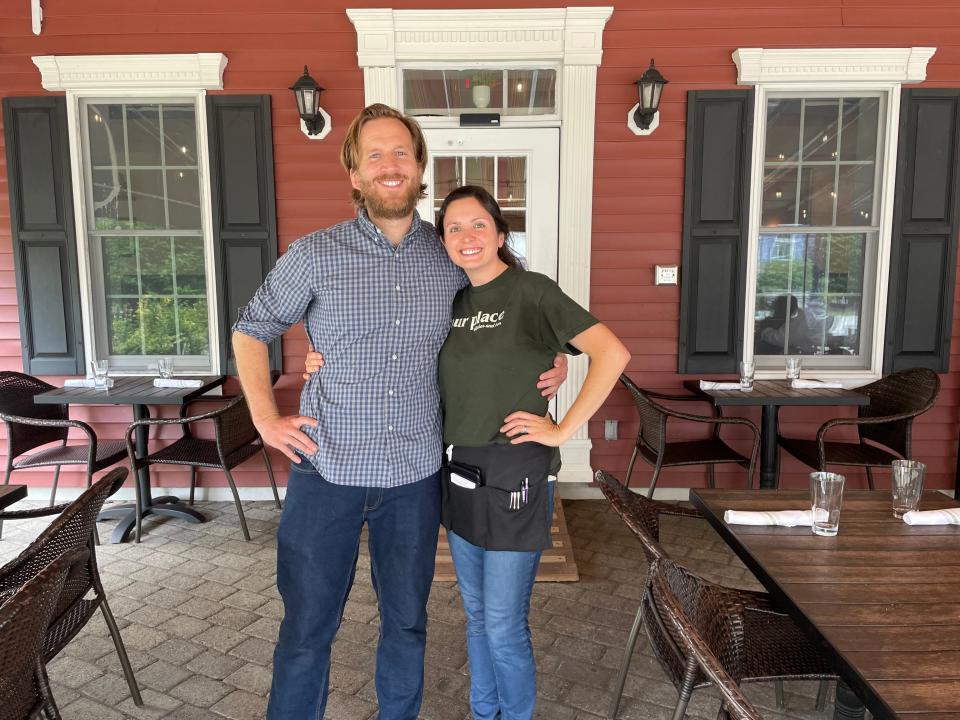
83, 99, 210, 369
402, 68, 557, 116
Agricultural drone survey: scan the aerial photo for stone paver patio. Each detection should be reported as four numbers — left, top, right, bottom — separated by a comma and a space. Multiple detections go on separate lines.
0, 494, 853, 719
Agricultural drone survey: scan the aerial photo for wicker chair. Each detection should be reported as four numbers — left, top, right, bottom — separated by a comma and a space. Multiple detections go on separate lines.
778, 367, 940, 489
125, 394, 280, 542
0, 548, 88, 720
596, 471, 834, 719
649, 558, 764, 720
619, 374, 759, 497
0, 371, 126, 509
0, 467, 142, 706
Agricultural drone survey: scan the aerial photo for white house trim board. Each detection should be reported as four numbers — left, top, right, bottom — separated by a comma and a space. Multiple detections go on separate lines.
32, 53, 227, 91
347, 7, 613, 483
733, 47, 935, 86
31, 0, 42, 35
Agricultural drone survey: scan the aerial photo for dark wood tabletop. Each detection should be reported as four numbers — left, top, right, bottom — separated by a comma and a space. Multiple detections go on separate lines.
691, 488, 960, 719
33, 375, 227, 406
0, 485, 27, 510
684, 378, 869, 407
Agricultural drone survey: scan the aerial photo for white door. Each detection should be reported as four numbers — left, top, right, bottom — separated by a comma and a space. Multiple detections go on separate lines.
419, 128, 559, 279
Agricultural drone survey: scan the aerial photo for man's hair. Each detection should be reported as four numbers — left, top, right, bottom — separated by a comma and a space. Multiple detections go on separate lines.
340, 103, 428, 209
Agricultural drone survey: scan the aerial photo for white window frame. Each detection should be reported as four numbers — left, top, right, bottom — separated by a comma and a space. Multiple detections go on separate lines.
32, 54, 227, 375
734, 47, 936, 381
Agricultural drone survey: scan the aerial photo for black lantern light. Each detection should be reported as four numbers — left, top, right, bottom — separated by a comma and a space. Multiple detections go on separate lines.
633, 59, 668, 130
290, 65, 325, 136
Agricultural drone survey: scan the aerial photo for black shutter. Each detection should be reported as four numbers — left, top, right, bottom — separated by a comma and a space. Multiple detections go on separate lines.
678, 90, 754, 374
884, 89, 960, 373
206, 95, 280, 374
2, 97, 84, 375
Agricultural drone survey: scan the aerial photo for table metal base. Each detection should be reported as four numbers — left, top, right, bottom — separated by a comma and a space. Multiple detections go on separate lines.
759, 405, 780, 489
98, 496, 206, 544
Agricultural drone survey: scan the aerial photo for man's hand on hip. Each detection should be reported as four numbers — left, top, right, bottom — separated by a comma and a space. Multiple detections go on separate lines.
255, 414, 319, 463
537, 353, 568, 399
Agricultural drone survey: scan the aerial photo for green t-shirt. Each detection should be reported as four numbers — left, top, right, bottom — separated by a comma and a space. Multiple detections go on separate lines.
438, 267, 598, 471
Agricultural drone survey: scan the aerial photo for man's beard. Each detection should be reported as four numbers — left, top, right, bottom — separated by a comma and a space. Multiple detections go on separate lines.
359, 173, 421, 220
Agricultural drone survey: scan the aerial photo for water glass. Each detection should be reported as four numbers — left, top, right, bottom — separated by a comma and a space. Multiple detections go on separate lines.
91, 360, 109, 389
157, 357, 174, 378
891, 459, 925, 519
739, 360, 755, 391
810, 471, 845, 536
785, 356, 802, 380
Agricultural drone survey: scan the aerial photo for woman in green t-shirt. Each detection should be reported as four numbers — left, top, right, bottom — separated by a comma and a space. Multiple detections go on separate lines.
435, 185, 629, 720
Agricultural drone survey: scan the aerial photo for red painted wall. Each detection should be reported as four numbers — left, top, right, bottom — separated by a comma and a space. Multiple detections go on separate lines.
1, 0, 958, 493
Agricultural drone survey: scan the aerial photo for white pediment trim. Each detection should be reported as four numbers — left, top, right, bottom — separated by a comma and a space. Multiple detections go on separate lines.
734, 47, 936, 86
32, 53, 228, 91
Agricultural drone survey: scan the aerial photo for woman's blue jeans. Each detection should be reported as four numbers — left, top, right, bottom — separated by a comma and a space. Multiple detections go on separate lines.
267, 462, 441, 720
447, 481, 555, 720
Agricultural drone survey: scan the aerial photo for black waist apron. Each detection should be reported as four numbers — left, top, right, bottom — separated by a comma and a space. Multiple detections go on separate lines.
441, 443, 553, 552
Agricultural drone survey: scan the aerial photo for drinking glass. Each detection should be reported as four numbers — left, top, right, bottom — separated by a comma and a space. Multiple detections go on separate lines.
91, 359, 109, 389
739, 360, 755, 391
810, 471, 844, 536
891, 459, 925, 519
157, 357, 174, 378
785, 356, 802, 380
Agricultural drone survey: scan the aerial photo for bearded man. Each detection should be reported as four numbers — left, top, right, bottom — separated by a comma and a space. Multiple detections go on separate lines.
232, 104, 565, 720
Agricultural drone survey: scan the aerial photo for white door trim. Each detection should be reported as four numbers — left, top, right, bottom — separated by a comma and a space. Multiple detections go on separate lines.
347, 7, 613, 482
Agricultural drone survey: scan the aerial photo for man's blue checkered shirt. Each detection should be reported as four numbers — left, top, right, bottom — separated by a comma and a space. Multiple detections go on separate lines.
234, 210, 466, 487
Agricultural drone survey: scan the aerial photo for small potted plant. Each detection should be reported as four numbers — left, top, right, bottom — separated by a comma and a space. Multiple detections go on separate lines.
470, 70, 498, 108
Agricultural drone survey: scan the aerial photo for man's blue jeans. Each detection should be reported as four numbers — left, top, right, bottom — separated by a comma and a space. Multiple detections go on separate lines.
447, 481, 555, 720
267, 462, 441, 720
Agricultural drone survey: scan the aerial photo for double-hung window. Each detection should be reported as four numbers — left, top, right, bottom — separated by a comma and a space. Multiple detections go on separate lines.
750, 93, 888, 373
80, 98, 214, 373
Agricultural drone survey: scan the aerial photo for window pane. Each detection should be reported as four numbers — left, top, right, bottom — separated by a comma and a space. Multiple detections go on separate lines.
102, 237, 138, 295
839, 98, 879, 162
765, 99, 801, 162
432, 157, 462, 211
139, 237, 173, 295
497, 157, 526, 208
107, 298, 143, 356
762, 167, 798, 227
754, 233, 867, 357
177, 298, 210, 356
506, 70, 556, 114
166, 169, 201, 229
798, 165, 836, 226
87, 104, 126, 167
140, 297, 177, 355
802, 99, 840, 161
504, 211, 526, 263
91, 168, 131, 230
129, 169, 166, 229
465, 157, 494, 194
126, 105, 161, 166
174, 237, 206, 295
163, 105, 197, 166
836, 164, 876, 226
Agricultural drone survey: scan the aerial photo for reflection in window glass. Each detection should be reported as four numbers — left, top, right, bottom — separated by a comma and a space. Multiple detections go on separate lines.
83, 99, 209, 367
755, 93, 884, 364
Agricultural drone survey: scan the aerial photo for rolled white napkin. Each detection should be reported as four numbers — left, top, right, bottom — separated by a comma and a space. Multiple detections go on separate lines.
700, 380, 744, 391
902, 508, 960, 525
724, 509, 827, 527
64, 378, 113, 389
790, 379, 844, 389
153, 378, 203, 389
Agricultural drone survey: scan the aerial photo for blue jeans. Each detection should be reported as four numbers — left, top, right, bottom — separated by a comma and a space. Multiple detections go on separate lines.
447, 481, 555, 720
267, 462, 441, 720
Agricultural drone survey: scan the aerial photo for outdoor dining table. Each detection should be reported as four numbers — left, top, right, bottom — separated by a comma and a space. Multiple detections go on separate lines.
685, 379, 869, 489
691, 488, 960, 720
34, 375, 226, 543
0, 485, 27, 510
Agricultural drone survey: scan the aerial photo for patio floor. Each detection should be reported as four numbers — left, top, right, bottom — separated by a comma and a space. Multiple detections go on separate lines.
0, 494, 854, 720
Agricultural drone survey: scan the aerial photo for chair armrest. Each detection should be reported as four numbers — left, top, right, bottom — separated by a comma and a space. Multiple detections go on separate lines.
655, 504, 703, 521
662, 406, 757, 434
0, 413, 96, 442
0, 503, 71, 521
815, 411, 916, 444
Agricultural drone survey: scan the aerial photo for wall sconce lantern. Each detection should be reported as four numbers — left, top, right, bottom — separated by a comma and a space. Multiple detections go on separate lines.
628, 59, 668, 136
290, 65, 332, 140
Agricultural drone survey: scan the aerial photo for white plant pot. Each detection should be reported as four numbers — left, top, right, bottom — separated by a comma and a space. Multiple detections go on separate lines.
472, 85, 491, 109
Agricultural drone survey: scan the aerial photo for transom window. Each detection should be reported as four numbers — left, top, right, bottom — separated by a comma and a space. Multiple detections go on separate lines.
752, 93, 887, 370
80, 98, 212, 372
402, 67, 557, 117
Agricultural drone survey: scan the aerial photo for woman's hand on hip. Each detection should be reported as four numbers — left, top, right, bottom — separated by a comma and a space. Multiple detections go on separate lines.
501, 411, 566, 447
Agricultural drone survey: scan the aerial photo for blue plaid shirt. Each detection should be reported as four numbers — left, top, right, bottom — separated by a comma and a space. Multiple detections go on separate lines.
234, 210, 466, 487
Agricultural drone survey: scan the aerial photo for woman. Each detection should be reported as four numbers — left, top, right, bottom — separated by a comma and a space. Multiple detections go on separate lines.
308, 186, 629, 719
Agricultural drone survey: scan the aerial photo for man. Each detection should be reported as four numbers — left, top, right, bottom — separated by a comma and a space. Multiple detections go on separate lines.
232, 103, 565, 720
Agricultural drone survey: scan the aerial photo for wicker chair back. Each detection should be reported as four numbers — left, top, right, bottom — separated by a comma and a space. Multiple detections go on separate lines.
0, 372, 68, 459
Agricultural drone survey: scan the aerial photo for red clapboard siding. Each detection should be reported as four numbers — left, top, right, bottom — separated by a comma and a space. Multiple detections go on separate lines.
0, 0, 958, 491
